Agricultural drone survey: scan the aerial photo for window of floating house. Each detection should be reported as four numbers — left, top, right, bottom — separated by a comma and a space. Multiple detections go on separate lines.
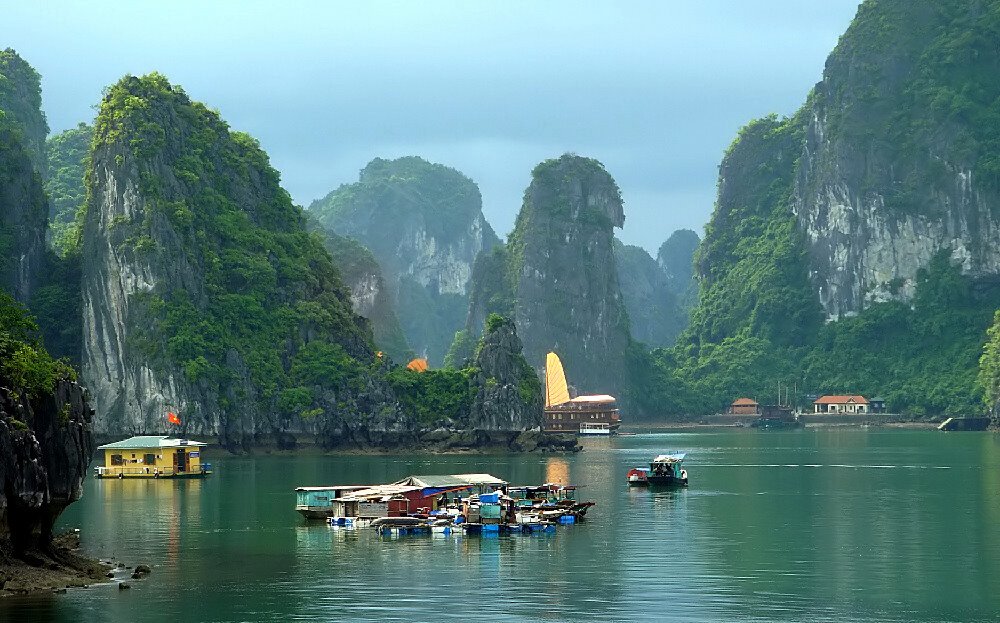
145, 453, 156, 465
111, 454, 124, 466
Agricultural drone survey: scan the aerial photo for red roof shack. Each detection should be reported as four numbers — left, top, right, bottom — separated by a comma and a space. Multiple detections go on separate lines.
813, 395, 869, 414
728, 398, 760, 415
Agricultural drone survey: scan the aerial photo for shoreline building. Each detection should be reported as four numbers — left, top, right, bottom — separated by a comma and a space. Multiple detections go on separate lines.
95, 436, 211, 479
813, 395, 870, 414
543, 352, 621, 435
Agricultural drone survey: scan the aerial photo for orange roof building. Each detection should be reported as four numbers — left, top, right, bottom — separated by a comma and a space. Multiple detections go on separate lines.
813, 395, 869, 414
728, 397, 760, 415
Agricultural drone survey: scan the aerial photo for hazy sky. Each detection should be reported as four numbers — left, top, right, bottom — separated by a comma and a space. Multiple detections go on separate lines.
7, 1, 861, 254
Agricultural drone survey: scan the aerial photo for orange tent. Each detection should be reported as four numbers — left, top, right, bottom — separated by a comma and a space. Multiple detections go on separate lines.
406, 358, 429, 372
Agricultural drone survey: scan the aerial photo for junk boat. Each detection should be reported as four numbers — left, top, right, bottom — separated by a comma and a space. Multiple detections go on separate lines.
543, 352, 621, 435
627, 453, 688, 487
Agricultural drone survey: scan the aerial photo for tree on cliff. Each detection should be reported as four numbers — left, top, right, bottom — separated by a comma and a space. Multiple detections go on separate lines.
978, 311, 1000, 419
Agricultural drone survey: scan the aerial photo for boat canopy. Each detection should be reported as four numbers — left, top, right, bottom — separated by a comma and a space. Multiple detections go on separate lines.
570, 395, 616, 404
653, 453, 686, 463
545, 352, 571, 407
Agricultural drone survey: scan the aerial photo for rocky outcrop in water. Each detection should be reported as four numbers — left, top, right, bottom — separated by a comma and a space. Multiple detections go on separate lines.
309, 157, 499, 364
462, 155, 630, 396
468, 315, 543, 430
0, 379, 93, 556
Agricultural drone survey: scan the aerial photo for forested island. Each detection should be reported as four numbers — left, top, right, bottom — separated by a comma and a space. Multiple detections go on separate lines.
2, 0, 1000, 470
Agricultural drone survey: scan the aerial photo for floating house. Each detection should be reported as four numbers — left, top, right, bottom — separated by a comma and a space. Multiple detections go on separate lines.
294, 486, 369, 519
813, 395, 869, 414
543, 352, 621, 434
303, 473, 507, 521
95, 436, 211, 479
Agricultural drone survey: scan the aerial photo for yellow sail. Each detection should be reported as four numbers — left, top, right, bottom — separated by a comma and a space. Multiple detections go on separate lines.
545, 352, 570, 407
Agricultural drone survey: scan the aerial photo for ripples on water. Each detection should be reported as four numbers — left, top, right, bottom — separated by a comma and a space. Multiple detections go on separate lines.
3, 430, 1000, 622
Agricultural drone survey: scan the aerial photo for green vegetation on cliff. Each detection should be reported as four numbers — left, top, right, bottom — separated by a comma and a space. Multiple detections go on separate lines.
309, 156, 498, 365
44, 122, 92, 255
0, 291, 74, 398
634, 0, 1000, 418
91, 73, 375, 428
322, 232, 412, 362
0, 48, 48, 169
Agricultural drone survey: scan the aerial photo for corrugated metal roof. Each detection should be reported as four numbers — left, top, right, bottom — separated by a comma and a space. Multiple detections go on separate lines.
394, 473, 506, 488
731, 397, 758, 406
97, 436, 208, 450
814, 395, 869, 405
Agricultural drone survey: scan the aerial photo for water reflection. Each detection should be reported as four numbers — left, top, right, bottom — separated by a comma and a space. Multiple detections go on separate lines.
2, 432, 997, 622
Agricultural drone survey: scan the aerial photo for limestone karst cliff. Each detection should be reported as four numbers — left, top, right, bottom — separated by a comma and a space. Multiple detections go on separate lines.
651, 0, 1000, 417
80, 73, 409, 446
322, 232, 412, 362
309, 157, 499, 365
0, 293, 93, 559
613, 239, 683, 347
468, 315, 543, 431
0, 49, 48, 303
791, 0, 1000, 318
657, 228, 700, 320
461, 155, 631, 396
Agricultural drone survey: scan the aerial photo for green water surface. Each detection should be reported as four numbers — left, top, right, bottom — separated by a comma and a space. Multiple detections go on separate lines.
4, 429, 999, 622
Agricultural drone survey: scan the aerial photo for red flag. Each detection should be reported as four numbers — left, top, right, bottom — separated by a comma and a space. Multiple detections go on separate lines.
167, 411, 181, 425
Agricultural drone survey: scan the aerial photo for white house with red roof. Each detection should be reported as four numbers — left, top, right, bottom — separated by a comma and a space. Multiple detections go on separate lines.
813, 395, 869, 414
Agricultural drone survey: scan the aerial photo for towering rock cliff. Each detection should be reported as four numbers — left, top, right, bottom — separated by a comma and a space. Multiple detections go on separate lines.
0, 292, 93, 558
309, 157, 499, 364
322, 232, 411, 362
657, 228, 700, 317
81, 74, 407, 446
0, 50, 48, 303
613, 239, 683, 347
792, 0, 1000, 318
657, 0, 1000, 417
462, 155, 631, 396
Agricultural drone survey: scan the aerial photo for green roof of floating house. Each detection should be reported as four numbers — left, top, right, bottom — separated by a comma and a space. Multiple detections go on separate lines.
97, 436, 208, 450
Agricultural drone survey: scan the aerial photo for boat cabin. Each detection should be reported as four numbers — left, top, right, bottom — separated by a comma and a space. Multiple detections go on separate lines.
295, 486, 369, 519
543, 352, 622, 434
95, 436, 210, 479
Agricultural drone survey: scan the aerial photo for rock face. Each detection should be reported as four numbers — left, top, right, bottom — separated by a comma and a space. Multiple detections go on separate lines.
0, 291, 93, 558
789, 0, 1000, 318
468, 315, 543, 430
309, 157, 499, 364
0, 379, 93, 556
80, 74, 406, 447
614, 239, 683, 347
44, 122, 92, 248
0, 50, 48, 303
322, 233, 411, 362
462, 155, 631, 396
657, 229, 700, 317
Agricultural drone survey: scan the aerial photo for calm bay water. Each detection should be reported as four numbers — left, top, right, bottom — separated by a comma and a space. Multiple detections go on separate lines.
4, 429, 1000, 622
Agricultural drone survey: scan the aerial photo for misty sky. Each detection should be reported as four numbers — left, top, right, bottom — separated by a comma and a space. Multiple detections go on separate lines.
7, 1, 861, 254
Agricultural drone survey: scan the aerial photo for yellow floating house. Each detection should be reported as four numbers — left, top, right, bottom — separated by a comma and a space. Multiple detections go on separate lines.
95, 436, 211, 479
